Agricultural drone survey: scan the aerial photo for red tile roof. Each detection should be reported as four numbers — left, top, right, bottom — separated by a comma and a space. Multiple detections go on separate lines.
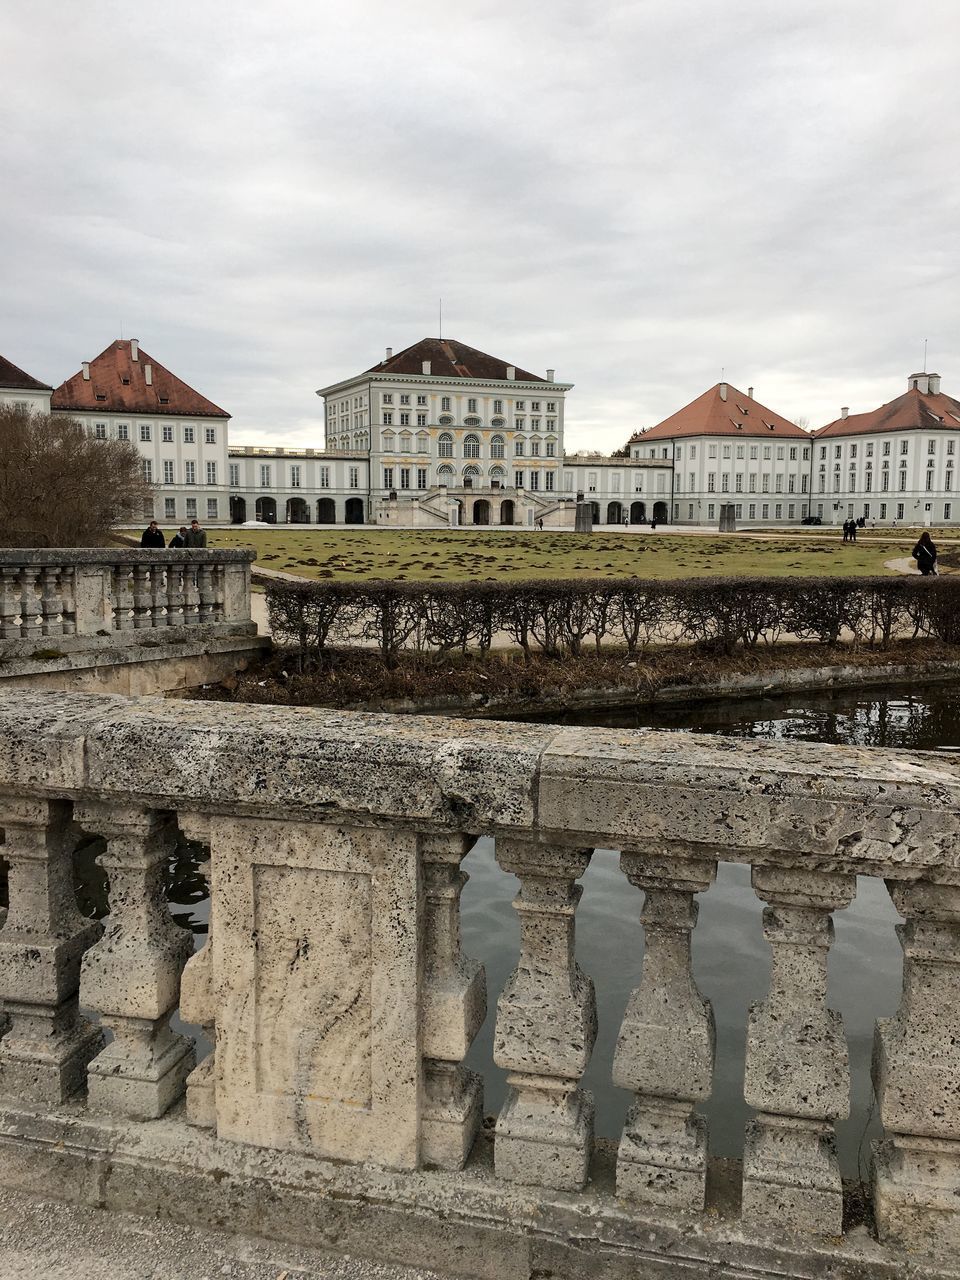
628, 383, 809, 443
0, 353, 51, 392
52, 340, 229, 418
366, 337, 548, 383
817, 386, 960, 437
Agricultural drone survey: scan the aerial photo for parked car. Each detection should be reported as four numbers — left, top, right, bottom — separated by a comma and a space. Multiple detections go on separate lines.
801, 515, 822, 525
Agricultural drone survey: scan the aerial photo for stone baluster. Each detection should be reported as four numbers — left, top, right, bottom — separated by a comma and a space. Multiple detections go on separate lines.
177, 811, 215, 1129
493, 838, 596, 1190
18, 566, 41, 639
0, 568, 22, 638
76, 804, 195, 1119
0, 798, 102, 1104
197, 563, 217, 623
612, 854, 716, 1212
873, 876, 960, 1251
165, 561, 183, 626
59, 568, 77, 635
182, 564, 200, 626
111, 566, 132, 630
742, 866, 854, 1236
420, 833, 486, 1169
38, 568, 65, 637
149, 564, 167, 626
130, 564, 153, 629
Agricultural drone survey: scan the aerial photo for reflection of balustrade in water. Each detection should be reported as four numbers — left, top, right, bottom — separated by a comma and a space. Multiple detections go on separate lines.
0, 549, 254, 639
0, 695, 958, 1274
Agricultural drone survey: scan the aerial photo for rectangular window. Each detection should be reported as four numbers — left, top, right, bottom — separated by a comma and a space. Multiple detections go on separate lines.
467, 398, 477, 413
750, 445, 758, 460
515, 470, 524, 488
866, 442, 874, 457
708, 444, 717, 459
880, 503, 887, 519
117, 423, 129, 440
749, 474, 757, 493
762, 503, 769, 519
899, 471, 907, 491
721, 473, 729, 492
494, 400, 503, 414
162, 424, 173, 443
185, 461, 196, 485
320, 466, 330, 488
926, 471, 934, 491
949, 440, 956, 456
789, 446, 797, 460
690, 445, 697, 459
688, 472, 695, 490
290, 465, 301, 488
865, 472, 873, 491
545, 472, 554, 491
399, 412, 410, 426
383, 394, 393, 405
229, 463, 240, 487
801, 475, 808, 493
205, 427, 217, 444
259, 464, 270, 487
788, 504, 795, 519
417, 414, 427, 427
897, 503, 904, 520
164, 497, 176, 519
399, 394, 410, 406
722, 445, 731, 459
850, 444, 858, 459
183, 426, 195, 443
546, 401, 556, 412
546, 440, 556, 457
708, 504, 715, 520
763, 446, 772, 460
707, 473, 715, 492
787, 475, 795, 493
139, 423, 152, 442
531, 401, 541, 412
946, 503, 953, 520
929, 439, 937, 455
400, 468, 411, 490
207, 498, 218, 520
735, 473, 743, 492
835, 445, 842, 459
141, 459, 153, 482
946, 471, 954, 492
186, 497, 197, 518
163, 460, 175, 485
762, 475, 770, 493
900, 441, 909, 455
881, 471, 889, 491
516, 401, 525, 411
775, 503, 783, 519
441, 396, 451, 411
382, 412, 393, 425
515, 439, 524, 456
531, 440, 540, 457
417, 467, 427, 489
383, 467, 394, 489
95, 422, 107, 439
206, 461, 217, 485
749, 503, 756, 519
417, 395, 427, 406
883, 441, 891, 455
735, 504, 743, 519
349, 466, 359, 488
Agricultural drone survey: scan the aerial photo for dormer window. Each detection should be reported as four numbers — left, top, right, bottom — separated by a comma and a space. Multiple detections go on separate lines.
95, 393, 107, 401
159, 396, 170, 404
121, 377, 131, 385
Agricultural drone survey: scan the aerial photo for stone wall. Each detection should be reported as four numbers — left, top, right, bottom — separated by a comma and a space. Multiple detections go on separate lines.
0, 692, 958, 1277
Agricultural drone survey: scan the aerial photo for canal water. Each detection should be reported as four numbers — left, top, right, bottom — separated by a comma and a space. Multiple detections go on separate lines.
16, 681, 960, 1178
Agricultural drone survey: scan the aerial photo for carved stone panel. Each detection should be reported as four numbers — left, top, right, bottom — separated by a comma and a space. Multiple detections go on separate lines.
211, 818, 421, 1170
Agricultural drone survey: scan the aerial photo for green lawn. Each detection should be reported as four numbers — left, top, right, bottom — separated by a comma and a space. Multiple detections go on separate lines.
205, 527, 931, 581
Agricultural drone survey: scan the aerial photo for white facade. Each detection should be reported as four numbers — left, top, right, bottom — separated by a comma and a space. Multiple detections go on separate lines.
0, 384, 52, 413
226, 447, 369, 524
666, 436, 813, 525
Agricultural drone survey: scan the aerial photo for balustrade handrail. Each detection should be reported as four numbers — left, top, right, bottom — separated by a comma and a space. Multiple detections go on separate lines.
0, 692, 959, 1267
0, 548, 256, 565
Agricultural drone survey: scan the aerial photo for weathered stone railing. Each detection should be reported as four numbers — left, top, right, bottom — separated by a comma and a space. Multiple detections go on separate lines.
0, 692, 958, 1278
0, 549, 255, 641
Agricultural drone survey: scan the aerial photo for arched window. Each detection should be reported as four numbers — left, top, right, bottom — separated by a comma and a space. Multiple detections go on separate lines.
463, 465, 482, 480
491, 434, 505, 459
437, 464, 455, 486
464, 433, 481, 459
490, 465, 507, 479
438, 432, 454, 458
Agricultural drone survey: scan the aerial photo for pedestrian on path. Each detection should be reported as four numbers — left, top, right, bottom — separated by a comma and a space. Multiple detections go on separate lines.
184, 519, 207, 548
912, 531, 938, 576
842, 519, 850, 543
140, 520, 165, 548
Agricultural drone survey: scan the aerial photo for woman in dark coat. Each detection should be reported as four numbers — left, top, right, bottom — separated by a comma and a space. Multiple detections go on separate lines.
912, 531, 938, 575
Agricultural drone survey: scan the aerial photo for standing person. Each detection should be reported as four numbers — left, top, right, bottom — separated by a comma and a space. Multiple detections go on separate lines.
140, 520, 165, 548
184, 519, 207, 548
850, 519, 858, 543
912, 531, 938, 576
536, 517, 544, 531
169, 526, 188, 549
841, 519, 849, 543
623, 515, 629, 530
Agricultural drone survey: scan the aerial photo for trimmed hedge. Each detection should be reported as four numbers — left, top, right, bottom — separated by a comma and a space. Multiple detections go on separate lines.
265, 575, 960, 668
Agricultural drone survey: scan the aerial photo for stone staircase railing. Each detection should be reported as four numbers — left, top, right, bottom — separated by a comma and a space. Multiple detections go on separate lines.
0, 693, 958, 1277
0, 549, 256, 643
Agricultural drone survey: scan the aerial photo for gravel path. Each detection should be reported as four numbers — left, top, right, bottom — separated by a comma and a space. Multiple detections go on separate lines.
0, 1187, 443, 1280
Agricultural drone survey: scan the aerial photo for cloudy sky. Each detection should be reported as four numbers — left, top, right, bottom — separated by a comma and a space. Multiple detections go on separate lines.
2, 0, 958, 451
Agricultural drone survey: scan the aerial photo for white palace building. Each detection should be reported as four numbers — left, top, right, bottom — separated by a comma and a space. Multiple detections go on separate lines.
1, 336, 958, 529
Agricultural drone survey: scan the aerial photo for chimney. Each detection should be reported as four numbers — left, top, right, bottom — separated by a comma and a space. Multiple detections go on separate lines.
130, 339, 139, 361
841, 406, 849, 419
385, 347, 393, 361
929, 373, 942, 394
909, 373, 930, 394
546, 368, 555, 381
422, 360, 431, 375
81, 361, 90, 381
506, 365, 515, 380
747, 386, 754, 398
719, 382, 727, 401
145, 363, 153, 386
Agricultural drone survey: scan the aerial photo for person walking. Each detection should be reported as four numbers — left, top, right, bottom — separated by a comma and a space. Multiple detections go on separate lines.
168, 526, 188, 549
184, 519, 207, 548
912, 531, 938, 576
140, 520, 165, 548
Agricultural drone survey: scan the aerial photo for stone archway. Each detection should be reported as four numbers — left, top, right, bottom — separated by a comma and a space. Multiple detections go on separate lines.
653, 501, 668, 523
255, 496, 277, 524
229, 496, 247, 525
606, 501, 623, 524
500, 499, 515, 525
344, 497, 364, 524
473, 498, 491, 526
630, 501, 646, 523
286, 497, 310, 524
316, 497, 337, 523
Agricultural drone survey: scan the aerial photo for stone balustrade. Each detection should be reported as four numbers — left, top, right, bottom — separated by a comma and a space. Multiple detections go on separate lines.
0, 692, 959, 1279
0, 548, 255, 641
